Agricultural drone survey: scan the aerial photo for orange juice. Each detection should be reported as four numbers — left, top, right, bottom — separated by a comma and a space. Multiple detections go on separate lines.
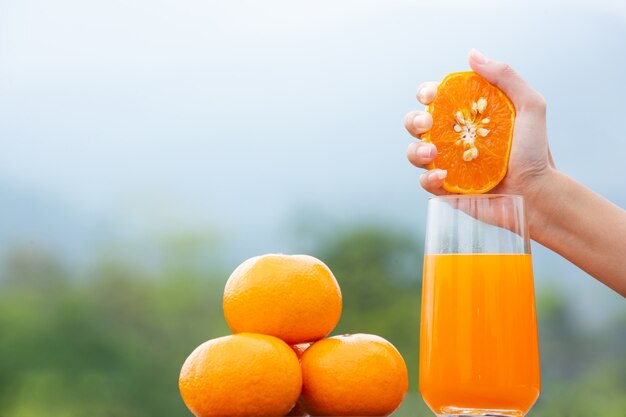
419, 254, 540, 416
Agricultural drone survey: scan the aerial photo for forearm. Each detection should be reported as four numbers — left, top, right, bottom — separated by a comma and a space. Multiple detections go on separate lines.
527, 170, 626, 297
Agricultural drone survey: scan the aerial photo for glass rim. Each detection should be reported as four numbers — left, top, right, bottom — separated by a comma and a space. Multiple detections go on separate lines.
428, 194, 524, 201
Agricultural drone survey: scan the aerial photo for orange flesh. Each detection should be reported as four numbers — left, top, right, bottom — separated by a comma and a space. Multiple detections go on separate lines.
424, 72, 515, 193
419, 254, 540, 416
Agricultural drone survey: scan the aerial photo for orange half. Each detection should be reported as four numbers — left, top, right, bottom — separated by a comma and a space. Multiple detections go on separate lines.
423, 71, 515, 193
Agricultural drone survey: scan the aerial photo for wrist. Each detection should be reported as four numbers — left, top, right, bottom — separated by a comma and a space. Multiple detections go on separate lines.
524, 168, 567, 244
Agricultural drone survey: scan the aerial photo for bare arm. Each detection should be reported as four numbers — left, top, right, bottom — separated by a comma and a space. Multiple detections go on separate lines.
528, 169, 626, 296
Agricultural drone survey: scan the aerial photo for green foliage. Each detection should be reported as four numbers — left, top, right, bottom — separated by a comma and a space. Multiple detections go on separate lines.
0, 245, 229, 416
0, 227, 624, 416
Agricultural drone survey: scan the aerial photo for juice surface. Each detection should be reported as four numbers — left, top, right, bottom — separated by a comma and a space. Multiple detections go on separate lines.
419, 254, 540, 416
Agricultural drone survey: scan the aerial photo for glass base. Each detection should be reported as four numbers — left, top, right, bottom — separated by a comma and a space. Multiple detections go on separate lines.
437, 406, 525, 417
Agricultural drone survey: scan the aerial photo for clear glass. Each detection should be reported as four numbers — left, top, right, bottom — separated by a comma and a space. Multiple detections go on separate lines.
419, 195, 541, 417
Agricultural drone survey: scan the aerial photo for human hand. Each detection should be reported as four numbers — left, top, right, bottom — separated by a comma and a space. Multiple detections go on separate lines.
404, 50, 626, 296
404, 49, 556, 204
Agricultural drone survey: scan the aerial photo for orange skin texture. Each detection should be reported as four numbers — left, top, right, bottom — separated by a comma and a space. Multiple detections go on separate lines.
178, 333, 302, 417
300, 334, 409, 416
423, 71, 515, 194
223, 254, 342, 345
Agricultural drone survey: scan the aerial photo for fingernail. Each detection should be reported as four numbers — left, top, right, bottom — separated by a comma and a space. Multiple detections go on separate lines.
470, 48, 487, 65
417, 84, 435, 103
413, 114, 427, 129
416, 145, 434, 159
432, 170, 447, 180
417, 87, 425, 102
417, 86, 428, 102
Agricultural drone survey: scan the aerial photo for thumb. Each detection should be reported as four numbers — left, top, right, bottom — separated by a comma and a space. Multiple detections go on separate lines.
467, 49, 546, 113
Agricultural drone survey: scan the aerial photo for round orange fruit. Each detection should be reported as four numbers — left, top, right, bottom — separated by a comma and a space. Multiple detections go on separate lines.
178, 333, 301, 417
300, 334, 409, 416
223, 254, 342, 344
423, 71, 516, 193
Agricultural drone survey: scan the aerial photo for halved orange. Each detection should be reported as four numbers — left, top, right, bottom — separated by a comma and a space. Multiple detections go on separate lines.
423, 71, 515, 194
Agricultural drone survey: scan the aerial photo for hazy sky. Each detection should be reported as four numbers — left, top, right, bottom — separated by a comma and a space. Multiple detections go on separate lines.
1, 1, 625, 319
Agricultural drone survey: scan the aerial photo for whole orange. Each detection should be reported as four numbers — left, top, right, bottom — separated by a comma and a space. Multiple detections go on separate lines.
300, 334, 408, 416
178, 333, 301, 417
223, 254, 342, 344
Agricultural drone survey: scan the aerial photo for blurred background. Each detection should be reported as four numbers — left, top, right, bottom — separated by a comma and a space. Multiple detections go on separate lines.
1, 0, 625, 416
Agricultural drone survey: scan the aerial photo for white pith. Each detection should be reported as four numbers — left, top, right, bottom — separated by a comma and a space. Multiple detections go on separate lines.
453, 97, 491, 162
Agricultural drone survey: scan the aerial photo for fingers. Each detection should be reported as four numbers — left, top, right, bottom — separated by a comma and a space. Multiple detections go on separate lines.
419, 170, 450, 196
405, 80, 448, 197
467, 49, 546, 114
405, 81, 438, 138
407, 141, 437, 168
407, 143, 449, 196
416, 82, 438, 105
404, 110, 433, 138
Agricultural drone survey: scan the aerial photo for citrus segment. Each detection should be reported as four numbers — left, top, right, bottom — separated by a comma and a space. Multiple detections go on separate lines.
423, 71, 515, 193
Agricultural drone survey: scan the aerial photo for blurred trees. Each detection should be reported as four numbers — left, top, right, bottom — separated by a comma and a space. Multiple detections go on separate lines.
0, 226, 624, 416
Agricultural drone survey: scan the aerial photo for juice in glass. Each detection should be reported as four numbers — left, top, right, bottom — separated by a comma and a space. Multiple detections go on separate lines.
419, 253, 540, 416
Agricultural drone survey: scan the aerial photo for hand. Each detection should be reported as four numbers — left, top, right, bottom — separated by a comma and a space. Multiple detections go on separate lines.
405, 50, 626, 296
404, 49, 556, 203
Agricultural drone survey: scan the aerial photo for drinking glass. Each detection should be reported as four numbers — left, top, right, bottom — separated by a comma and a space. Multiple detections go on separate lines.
419, 195, 540, 417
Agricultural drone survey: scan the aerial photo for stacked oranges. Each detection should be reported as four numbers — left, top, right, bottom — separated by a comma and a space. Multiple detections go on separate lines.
178, 253, 408, 417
